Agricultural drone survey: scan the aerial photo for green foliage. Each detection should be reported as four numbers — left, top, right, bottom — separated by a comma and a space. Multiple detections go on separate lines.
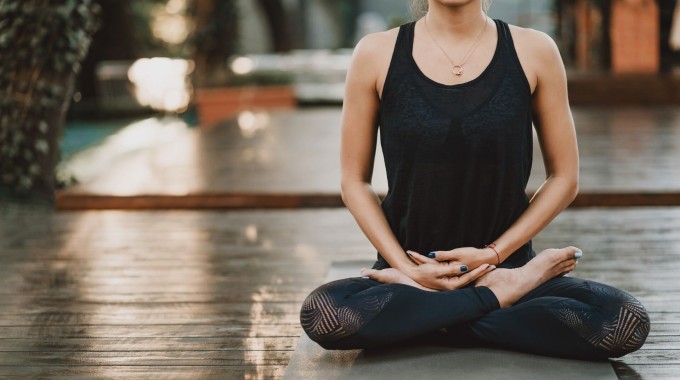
0, 0, 100, 195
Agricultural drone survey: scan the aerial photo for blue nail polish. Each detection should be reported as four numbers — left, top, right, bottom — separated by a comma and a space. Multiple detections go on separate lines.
461, 265, 468, 272
574, 251, 583, 259
427, 252, 436, 258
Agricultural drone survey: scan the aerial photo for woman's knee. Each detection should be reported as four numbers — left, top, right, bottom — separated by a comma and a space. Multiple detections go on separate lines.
299, 285, 343, 348
299, 278, 378, 349
605, 296, 650, 357
589, 283, 651, 357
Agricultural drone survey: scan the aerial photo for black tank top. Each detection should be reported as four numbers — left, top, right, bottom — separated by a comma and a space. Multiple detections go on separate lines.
373, 18, 536, 270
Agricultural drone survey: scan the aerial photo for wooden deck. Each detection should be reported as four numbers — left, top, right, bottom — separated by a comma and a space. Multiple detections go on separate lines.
55, 106, 680, 210
0, 203, 678, 379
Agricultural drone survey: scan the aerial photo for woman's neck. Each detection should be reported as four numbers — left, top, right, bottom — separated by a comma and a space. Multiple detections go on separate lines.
425, 0, 487, 39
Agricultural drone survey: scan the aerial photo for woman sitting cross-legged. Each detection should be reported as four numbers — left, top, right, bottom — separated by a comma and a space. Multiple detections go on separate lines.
298, 0, 650, 361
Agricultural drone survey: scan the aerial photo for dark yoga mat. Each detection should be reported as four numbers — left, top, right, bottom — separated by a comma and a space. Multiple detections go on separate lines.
284, 260, 617, 380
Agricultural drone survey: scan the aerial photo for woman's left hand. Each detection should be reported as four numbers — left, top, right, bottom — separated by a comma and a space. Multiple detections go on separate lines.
407, 247, 498, 271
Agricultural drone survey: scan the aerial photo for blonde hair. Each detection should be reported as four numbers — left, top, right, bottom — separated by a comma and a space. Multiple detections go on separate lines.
409, 0, 492, 20
409, 0, 429, 19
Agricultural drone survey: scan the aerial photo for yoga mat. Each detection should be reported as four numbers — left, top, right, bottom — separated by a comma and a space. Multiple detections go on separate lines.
284, 260, 617, 380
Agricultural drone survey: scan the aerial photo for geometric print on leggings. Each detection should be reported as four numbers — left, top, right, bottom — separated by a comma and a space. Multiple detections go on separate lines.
553, 283, 650, 357
300, 279, 394, 345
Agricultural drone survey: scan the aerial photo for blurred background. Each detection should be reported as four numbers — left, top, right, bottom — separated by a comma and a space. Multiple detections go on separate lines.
2, 3, 680, 378
1, 0, 680, 207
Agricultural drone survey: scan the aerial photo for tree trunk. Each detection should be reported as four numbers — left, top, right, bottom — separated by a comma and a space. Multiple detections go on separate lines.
188, 0, 238, 88
78, 0, 137, 104
256, 0, 292, 52
0, 0, 100, 201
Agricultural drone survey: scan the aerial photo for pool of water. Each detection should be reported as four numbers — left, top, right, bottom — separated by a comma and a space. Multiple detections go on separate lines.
58, 115, 196, 188
61, 111, 197, 160
61, 120, 135, 160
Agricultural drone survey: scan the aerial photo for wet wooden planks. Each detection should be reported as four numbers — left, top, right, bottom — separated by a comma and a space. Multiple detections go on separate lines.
0, 366, 285, 379
0, 206, 678, 378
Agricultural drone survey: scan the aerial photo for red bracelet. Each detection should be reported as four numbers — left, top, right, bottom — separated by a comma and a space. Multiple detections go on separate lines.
484, 243, 501, 265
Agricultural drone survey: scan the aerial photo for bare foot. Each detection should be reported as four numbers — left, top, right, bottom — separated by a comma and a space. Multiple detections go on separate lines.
475, 246, 581, 308
360, 268, 436, 291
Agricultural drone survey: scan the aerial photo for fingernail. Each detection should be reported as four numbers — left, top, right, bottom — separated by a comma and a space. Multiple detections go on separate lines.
460, 265, 468, 272
574, 251, 583, 259
406, 252, 413, 257
427, 252, 436, 258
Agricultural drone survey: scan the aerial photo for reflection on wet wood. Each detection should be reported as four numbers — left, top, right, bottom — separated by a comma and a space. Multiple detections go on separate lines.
0, 207, 678, 378
0, 366, 284, 379
0, 337, 298, 351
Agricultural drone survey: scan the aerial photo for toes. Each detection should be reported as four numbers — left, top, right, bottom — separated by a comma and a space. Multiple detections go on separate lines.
361, 268, 397, 283
566, 246, 583, 259
553, 246, 580, 262
558, 260, 577, 274
360, 268, 377, 279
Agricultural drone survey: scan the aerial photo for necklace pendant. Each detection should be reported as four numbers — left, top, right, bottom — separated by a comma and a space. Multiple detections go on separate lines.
452, 65, 464, 76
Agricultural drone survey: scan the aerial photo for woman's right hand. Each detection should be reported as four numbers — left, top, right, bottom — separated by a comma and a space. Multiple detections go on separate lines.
402, 259, 496, 291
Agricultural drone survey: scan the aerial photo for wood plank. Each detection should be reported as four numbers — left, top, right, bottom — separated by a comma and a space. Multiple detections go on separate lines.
0, 324, 302, 339
611, 363, 680, 380
0, 365, 285, 379
0, 350, 293, 366
0, 337, 298, 352
3, 300, 680, 323
0, 315, 300, 326
54, 192, 680, 210
610, 350, 680, 365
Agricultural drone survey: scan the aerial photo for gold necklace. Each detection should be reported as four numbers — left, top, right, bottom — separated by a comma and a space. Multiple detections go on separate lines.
423, 14, 489, 77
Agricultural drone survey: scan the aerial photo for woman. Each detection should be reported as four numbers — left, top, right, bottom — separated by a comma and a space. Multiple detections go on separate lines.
299, 0, 650, 360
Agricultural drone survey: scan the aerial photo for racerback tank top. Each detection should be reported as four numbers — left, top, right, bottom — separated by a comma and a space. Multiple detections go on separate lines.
373, 18, 536, 270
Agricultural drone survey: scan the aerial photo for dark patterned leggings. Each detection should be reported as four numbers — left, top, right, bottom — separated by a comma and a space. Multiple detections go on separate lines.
299, 274, 650, 360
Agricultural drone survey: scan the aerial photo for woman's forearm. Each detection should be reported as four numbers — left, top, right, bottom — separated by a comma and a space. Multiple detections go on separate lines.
488, 175, 578, 263
341, 181, 415, 272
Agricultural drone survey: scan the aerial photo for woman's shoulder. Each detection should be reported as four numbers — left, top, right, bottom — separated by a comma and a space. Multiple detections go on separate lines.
505, 22, 562, 63
353, 23, 403, 61
349, 24, 405, 89
503, 22, 565, 92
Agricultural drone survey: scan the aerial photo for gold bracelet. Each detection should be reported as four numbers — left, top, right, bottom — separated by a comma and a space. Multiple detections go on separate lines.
484, 243, 501, 265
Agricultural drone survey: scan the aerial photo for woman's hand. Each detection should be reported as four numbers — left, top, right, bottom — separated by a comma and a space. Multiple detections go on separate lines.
362, 262, 495, 291
401, 255, 496, 291
410, 246, 499, 270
